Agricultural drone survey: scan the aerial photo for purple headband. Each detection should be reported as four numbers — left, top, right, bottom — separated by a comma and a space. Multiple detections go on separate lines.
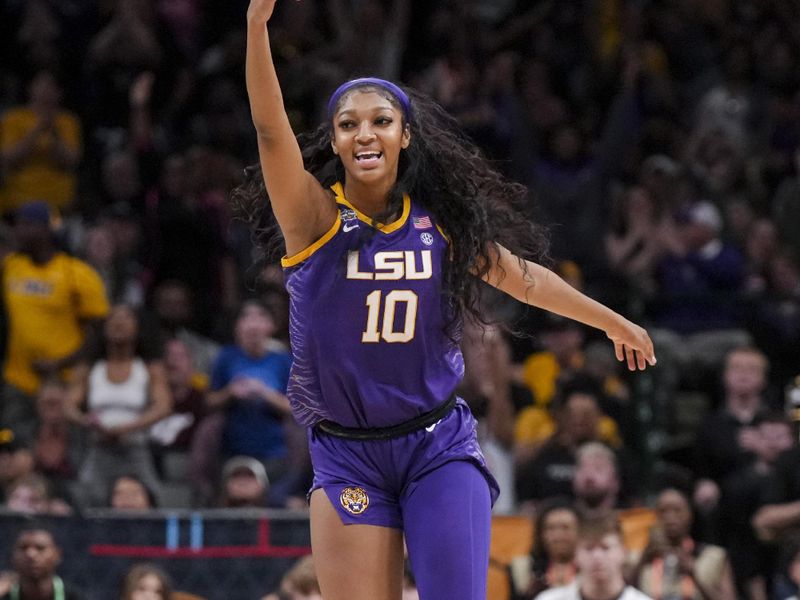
326, 77, 412, 121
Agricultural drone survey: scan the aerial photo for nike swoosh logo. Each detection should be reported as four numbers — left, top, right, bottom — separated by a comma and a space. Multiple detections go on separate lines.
343, 223, 359, 232
425, 420, 441, 433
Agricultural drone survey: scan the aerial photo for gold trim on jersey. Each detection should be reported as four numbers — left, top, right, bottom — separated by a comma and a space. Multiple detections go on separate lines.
281, 216, 341, 267
330, 182, 410, 233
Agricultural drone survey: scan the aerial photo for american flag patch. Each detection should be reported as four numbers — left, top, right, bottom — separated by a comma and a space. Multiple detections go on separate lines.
413, 215, 432, 229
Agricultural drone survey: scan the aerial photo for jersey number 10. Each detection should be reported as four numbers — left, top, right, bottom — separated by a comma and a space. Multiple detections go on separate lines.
361, 290, 418, 343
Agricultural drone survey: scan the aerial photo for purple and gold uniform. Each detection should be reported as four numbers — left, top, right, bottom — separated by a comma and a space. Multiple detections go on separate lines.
282, 183, 497, 598
283, 182, 463, 429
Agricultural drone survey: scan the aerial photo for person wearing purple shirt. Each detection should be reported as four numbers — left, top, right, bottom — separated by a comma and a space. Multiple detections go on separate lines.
238, 2, 656, 598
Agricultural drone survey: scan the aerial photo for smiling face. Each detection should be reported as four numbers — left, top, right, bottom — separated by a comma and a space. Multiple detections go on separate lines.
331, 89, 410, 186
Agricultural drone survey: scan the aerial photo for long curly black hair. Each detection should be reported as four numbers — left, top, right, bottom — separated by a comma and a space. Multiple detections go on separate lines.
233, 83, 550, 330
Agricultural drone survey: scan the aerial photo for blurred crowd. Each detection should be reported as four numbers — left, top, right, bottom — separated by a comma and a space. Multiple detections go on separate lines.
1, 0, 800, 598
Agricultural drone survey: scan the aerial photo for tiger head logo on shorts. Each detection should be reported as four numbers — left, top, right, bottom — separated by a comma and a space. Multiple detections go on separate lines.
339, 486, 369, 515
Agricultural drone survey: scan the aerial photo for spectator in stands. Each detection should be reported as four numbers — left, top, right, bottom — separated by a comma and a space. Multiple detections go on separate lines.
459, 320, 516, 514
81, 223, 144, 307
15, 378, 86, 491
654, 200, 744, 328
772, 147, 800, 262
719, 411, 795, 599
0, 525, 82, 600
605, 184, 670, 301
752, 435, 800, 543
515, 315, 585, 411
207, 300, 291, 483
515, 370, 623, 467
120, 564, 172, 600
634, 488, 735, 600
85, 0, 162, 131
152, 280, 220, 376
525, 57, 643, 277
2, 200, 109, 433
534, 516, 651, 600
752, 251, 800, 386
262, 556, 322, 600
143, 146, 239, 331
693, 346, 770, 515
109, 474, 156, 511
649, 200, 750, 386
510, 499, 580, 600
572, 442, 624, 521
516, 384, 617, 512
150, 338, 208, 453
0, 70, 82, 214
99, 151, 146, 215
3, 471, 70, 515
4, 473, 51, 514
694, 42, 758, 143
582, 342, 636, 449
219, 455, 269, 509
742, 218, 779, 295
66, 304, 171, 507
0, 427, 34, 503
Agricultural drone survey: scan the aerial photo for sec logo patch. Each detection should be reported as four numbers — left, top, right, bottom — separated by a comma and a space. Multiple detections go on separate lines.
339, 486, 370, 515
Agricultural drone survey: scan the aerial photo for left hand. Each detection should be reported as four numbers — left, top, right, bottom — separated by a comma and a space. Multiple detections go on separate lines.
605, 317, 656, 371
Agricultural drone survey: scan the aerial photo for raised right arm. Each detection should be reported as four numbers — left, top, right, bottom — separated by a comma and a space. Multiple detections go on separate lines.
246, 0, 337, 257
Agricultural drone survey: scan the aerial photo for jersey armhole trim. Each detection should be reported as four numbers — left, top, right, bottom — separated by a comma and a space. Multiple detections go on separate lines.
281, 216, 341, 267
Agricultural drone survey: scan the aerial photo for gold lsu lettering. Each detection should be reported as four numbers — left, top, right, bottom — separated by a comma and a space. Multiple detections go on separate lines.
347, 250, 433, 280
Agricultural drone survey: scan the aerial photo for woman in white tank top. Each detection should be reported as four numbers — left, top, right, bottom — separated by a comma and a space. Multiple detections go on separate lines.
66, 304, 172, 507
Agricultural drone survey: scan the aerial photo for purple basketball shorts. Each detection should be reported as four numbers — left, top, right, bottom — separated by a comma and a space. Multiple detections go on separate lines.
307, 398, 500, 528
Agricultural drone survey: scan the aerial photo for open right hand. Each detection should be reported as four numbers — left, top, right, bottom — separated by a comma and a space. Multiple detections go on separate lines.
247, 0, 280, 23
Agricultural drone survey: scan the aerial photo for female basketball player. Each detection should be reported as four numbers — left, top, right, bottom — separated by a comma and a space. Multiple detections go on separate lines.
239, 1, 656, 599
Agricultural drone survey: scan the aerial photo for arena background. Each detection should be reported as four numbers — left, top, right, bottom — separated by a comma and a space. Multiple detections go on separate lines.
1, 0, 800, 598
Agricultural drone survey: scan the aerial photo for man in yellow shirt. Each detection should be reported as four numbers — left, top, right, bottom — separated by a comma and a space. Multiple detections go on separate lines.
1, 201, 109, 431
0, 71, 82, 214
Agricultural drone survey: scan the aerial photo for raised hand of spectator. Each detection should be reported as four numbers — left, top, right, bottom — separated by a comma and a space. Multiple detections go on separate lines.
130, 71, 155, 109
693, 478, 721, 512
737, 426, 760, 452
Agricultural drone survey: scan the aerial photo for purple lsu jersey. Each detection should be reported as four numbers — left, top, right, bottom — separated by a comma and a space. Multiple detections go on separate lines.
281, 182, 464, 428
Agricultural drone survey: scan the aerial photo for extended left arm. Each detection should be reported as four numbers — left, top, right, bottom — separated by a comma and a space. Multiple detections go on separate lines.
483, 244, 656, 370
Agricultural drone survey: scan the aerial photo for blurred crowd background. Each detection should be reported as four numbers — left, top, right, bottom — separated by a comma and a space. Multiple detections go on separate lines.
1, 0, 800, 598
